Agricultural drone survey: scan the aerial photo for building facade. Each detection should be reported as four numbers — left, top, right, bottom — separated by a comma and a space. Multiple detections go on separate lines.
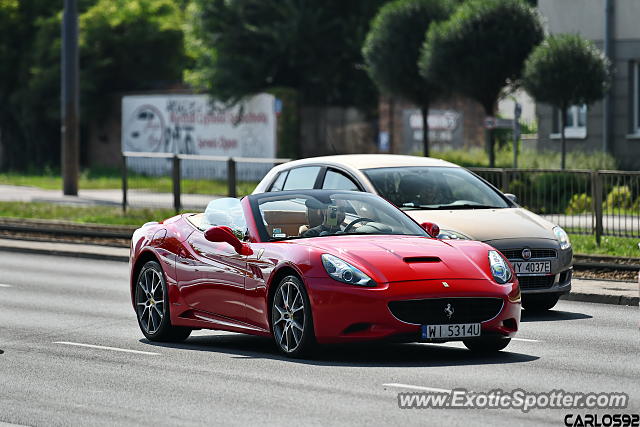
537, 0, 640, 170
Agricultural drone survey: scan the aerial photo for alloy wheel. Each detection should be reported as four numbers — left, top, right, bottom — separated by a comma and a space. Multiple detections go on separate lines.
272, 279, 306, 353
136, 267, 165, 335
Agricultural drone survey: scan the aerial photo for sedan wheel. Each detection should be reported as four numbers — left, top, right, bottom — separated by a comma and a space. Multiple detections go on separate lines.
522, 294, 560, 312
271, 275, 315, 357
135, 261, 191, 342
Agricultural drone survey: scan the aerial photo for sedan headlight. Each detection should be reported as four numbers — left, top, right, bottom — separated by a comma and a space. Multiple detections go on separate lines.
488, 250, 512, 284
437, 229, 472, 240
553, 226, 571, 250
321, 254, 375, 287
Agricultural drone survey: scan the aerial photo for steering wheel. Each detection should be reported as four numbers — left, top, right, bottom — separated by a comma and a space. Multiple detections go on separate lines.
343, 217, 375, 233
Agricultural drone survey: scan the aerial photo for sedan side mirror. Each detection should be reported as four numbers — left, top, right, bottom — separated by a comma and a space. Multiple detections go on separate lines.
420, 222, 440, 238
505, 193, 518, 204
204, 226, 253, 255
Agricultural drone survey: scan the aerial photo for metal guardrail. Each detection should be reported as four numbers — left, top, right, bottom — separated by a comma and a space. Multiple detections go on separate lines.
122, 152, 290, 213
470, 167, 640, 241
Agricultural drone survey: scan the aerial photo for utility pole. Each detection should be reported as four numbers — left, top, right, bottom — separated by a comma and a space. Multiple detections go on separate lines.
61, 0, 79, 195
602, 0, 614, 155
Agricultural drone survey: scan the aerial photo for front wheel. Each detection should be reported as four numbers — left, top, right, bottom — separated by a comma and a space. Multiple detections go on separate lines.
463, 337, 511, 353
271, 275, 315, 358
522, 294, 560, 312
135, 261, 191, 342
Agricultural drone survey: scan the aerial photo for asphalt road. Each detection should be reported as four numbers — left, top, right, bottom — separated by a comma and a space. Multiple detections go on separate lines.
0, 251, 638, 426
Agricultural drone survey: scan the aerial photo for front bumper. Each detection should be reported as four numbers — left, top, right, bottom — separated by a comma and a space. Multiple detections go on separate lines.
305, 277, 521, 344
485, 238, 573, 296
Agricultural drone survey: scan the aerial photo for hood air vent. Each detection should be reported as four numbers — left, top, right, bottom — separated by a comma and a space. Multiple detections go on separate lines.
403, 256, 441, 263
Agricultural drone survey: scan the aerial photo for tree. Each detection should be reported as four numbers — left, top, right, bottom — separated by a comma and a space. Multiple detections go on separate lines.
80, 0, 186, 119
0, 0, 67, 169
419, 0, 543, 167
522, 34, 611, 169
0, 0, 187, 171
362, 0, 454, 157
189, 0, 386, 158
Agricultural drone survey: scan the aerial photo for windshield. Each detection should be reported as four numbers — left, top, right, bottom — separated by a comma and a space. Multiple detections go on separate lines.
250, 190, 428, 241
363, 167, 509, 210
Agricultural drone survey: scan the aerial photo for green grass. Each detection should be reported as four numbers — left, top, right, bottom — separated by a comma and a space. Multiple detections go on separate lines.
0, 202, 187, 226
431, 147, 618, 170
570, 233, 640, 258
0, 171, 257, 196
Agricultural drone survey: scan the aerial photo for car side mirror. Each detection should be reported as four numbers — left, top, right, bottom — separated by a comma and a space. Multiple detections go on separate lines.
505, 193, 518, 204
204, 226, 253, 255
420, 222, 440, 238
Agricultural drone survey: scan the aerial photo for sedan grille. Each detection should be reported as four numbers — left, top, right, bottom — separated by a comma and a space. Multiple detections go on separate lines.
518, 275, 555, 289
500, 248, 557, 260
388, 298, 504, 325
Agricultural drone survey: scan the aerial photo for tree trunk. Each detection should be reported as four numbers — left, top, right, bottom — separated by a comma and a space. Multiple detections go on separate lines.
560, 105, 567, 170
482, 103, 495, 168
487, 128, 495, 168
421, 105, 430, 157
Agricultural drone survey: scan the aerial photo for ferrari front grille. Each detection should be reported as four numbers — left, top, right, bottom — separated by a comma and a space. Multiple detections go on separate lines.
388, 297, 504, 325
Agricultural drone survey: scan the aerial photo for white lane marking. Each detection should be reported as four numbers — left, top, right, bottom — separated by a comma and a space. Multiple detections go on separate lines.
512, 337, 539, 342
0, 284, 12, 288
383, 383, 452, 393
54, 342, 160, 355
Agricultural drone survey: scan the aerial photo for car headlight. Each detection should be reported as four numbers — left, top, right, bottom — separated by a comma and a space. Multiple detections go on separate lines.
321, 254, 375, 287
553, 226, 571, 250
437, 229, 472, 240
488, 250, 512, 284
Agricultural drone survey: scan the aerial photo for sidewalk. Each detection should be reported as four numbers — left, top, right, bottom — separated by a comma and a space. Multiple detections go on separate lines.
0, 184, 215, 209
0, 237, 636, 307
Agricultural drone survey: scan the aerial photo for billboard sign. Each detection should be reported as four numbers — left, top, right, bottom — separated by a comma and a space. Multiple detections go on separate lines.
402, 109, 463, 154
122, 93, 276, 158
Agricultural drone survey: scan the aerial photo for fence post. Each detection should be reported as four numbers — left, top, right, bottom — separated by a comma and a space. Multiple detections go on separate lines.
592, 170, 603, 246
121, 153, 127, 212
227, 157, 237, 198
501, 169, 509, 193
172, 154, 181, 214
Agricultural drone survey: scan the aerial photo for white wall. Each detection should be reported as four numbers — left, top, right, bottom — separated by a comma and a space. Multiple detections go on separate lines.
538, 0, 640, 41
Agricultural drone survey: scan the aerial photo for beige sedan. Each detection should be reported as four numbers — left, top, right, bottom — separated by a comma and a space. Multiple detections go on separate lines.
253, 154, 573, 311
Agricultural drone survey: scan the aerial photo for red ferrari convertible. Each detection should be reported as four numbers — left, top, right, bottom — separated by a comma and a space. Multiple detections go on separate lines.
130, 190, 520, 357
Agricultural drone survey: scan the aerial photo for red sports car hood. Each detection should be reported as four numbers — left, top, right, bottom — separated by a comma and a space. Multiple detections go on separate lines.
298, 235, 491, 283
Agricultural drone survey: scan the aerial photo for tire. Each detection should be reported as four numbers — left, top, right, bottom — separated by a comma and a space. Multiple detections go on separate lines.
522, 294, 560, 312
463, 337, 511, 353
271, 275, 316, 358
135, 261, 191, 342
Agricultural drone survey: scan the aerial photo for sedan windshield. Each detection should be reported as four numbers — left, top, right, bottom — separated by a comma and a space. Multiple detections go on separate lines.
363, 167, 509, 210
250, 190, 428, 241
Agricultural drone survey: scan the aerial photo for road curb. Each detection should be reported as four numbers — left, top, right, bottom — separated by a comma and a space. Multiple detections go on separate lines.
0, 244, 129, 263
561, 292, 639, 307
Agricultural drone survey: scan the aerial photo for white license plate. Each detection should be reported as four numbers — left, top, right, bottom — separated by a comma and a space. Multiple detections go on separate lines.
421, 323, 481, 339
512, 261, 551, 274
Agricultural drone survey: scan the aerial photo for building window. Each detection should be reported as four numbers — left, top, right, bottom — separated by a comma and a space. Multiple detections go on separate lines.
632, 61, 640, 134
552, 104, 587, 139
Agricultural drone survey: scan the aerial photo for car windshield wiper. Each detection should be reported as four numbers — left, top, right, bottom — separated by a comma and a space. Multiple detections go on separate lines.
400, 204, 441, 210
433, 204, 504, 210
401, 203, 504, 210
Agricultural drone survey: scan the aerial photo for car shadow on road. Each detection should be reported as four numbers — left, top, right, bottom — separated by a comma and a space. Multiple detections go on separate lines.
521, 309, 592, 322
141, 335, 539, 368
